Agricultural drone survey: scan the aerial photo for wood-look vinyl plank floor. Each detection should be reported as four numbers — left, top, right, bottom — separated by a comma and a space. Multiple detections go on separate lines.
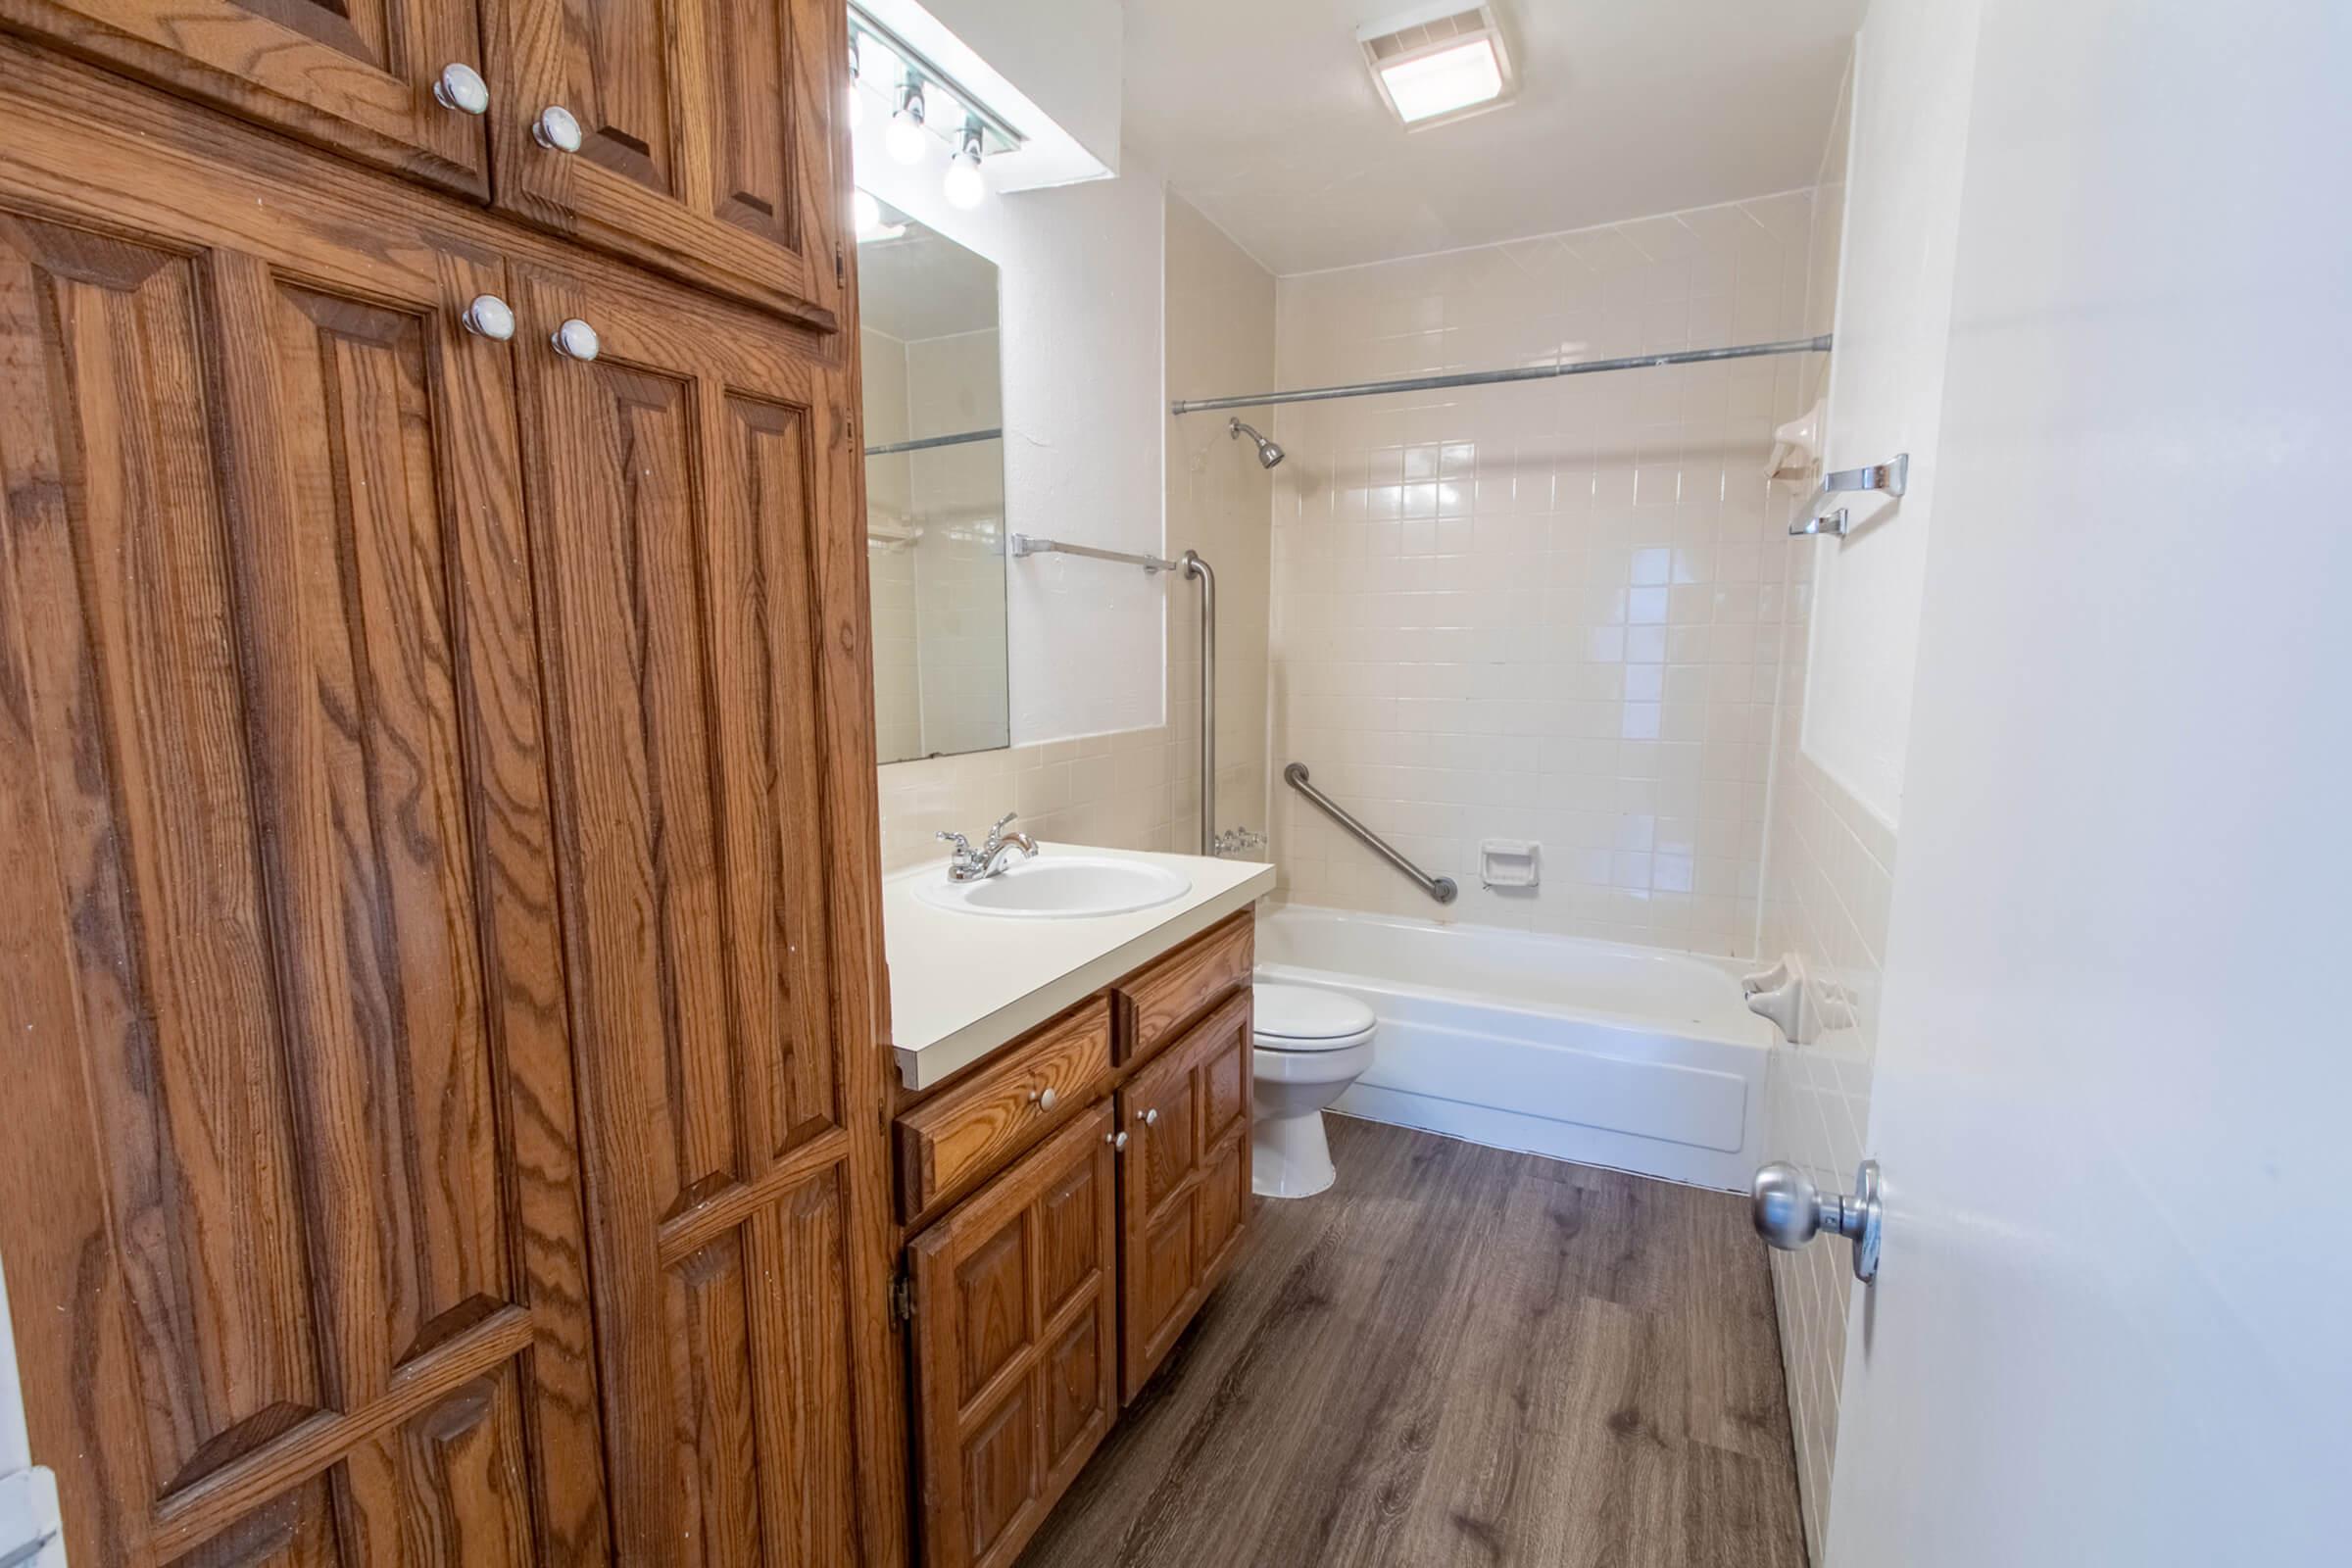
1018, 1117, 1806, 1568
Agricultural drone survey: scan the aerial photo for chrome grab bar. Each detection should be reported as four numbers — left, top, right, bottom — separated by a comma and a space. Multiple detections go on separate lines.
1284, 763, 1458, 905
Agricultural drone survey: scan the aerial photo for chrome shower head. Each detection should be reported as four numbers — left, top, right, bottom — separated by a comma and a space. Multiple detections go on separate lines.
1228, 417, 1285, 469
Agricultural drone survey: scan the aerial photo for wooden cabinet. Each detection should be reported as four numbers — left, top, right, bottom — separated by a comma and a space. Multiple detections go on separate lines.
0, 0, 492, 193
0, 46, 895, 1567
0, 78, 595, 1565
1116, 990, 1255, 1400
896, 918, 1259, 1563
483, 0, 846, 327
907, 1107, 1121, 1568
0, 0, 847, 324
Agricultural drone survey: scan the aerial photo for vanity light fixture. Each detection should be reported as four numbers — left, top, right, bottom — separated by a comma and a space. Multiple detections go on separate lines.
853, 187, 906, 244
885, 76, 928, 164
943, 122, 986, 209
1358, 3, 1518, 129
847, 5, 1027, 205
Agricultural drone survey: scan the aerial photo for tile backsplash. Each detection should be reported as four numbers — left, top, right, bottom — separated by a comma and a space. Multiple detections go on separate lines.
1268, 191, 1821, 955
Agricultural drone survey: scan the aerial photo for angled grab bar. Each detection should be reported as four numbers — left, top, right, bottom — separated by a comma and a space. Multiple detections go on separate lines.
1284, 763, 1458, 905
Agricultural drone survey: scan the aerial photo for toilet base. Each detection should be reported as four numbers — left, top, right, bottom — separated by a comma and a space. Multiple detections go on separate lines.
1252, 1104, 1338, 1198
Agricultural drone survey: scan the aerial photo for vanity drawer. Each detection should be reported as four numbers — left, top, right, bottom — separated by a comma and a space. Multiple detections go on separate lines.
1114, 911, 1254, 1064
897, 997, 1113, 1222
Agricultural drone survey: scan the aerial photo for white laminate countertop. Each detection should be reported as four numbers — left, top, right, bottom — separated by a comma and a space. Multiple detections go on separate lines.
884, 844, 1276, 1091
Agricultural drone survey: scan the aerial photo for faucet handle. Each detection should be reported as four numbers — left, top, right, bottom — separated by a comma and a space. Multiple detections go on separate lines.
934, 829, 970, 856
980, 811, 1017, 853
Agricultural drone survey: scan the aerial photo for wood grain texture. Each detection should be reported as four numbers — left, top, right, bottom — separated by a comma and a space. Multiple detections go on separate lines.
0, 134, 608, 1563
909, 1107, 1119, 1568
1113, 991, 1253, 1402
0, 39, 897, 1566
0, 0, 489, 195
1017, 1119, 1808, 1568
897, 999, 1113, 1224
1113, 910, 1252, 1066
479, 0, 845, 329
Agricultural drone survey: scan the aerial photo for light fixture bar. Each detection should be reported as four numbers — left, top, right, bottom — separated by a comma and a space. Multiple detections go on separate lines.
847, 4, 1025, 157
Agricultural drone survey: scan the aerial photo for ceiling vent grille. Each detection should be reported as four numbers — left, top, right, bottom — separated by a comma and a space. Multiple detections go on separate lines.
1357, 3, 1518, 130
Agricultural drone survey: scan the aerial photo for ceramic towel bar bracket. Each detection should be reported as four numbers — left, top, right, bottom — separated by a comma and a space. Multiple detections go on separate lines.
1789, 453, 1910, 537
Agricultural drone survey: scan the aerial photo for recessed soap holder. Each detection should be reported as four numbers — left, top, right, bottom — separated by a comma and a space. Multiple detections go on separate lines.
1789, 453, 1909, 537
1479, 839, 1540, 890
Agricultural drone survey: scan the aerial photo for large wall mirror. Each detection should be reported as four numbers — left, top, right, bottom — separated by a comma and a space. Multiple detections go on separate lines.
859, 196, 1009, 763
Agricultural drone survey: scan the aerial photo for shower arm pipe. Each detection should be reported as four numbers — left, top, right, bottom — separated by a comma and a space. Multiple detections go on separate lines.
1169, 333, 1832, 416
1004, 535, 1220, 856
1285, 762, 1457, 905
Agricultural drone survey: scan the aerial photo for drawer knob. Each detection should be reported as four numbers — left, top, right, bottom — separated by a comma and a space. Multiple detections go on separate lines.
433, 63, 490, 117
1029, 1086, 1058, 1112
551, 318, 601, 362
1106, 1130, 1130, 1151
460, 294, 515, 341
532, 104, 584, 153
1138, 1107, 1159, 1127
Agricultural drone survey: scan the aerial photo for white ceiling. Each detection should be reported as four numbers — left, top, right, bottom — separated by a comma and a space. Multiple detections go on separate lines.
1119, 0, 1866, 275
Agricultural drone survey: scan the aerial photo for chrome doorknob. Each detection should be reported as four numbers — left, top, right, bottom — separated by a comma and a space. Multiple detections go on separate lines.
433, 62, 489, 116
1029, 1086, 1057, 1112
1751, 1159, 1883, 1284
459, 294, 515, 340
532, 104, 583, 152
551, 318, 600, 361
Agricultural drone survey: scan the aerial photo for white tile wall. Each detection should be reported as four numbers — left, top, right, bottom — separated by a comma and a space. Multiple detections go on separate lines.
875, 192, 1276, 870
1268, 191, 1819, 955
1758, 56, 1871, 1566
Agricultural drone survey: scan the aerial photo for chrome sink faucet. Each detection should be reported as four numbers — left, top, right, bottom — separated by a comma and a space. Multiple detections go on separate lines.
935, 811, 1040, 882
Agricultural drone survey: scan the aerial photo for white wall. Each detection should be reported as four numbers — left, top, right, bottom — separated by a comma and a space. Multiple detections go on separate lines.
853, 110, 1167, 750
1797, 0, 1984, 824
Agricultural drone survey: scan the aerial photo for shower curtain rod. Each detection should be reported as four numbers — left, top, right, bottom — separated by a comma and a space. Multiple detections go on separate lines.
1168, 333, 1831, 416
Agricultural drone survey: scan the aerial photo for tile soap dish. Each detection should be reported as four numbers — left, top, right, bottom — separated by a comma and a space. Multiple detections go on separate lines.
1479, 839, 1540, 890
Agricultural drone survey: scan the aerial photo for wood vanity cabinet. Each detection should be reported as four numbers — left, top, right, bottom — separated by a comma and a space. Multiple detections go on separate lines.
898, 912, 1257, 1566
0, 0, 847, 324
906, 1106, 1121, 1568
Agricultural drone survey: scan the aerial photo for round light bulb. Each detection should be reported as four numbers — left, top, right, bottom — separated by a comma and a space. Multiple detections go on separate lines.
885, 106, 927, 165
853, 189, 882, 233
943, 148, 984, 209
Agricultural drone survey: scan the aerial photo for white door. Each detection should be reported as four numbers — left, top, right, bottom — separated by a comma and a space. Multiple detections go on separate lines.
1819, 3, 2352, 1563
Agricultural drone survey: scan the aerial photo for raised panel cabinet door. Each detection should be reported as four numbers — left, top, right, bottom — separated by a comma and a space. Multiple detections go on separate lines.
0, 0, 490, 194
482, 0, 847, 329
908, 1106, 1119, 1568
0, 116, 604, 1565
510, 262, 900, 1565
1115, 989, 1255, 1402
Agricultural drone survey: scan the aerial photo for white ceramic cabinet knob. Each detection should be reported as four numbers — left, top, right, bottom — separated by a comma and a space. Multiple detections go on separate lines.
1030, 1086, 1057, 1112
460, 294, 515, 341
532, 104, 583, 153
551, 318, 601, 362
1139, 1107, 1159, 1127
1105, 1130, 1130, 1151
433, 63, 489, 116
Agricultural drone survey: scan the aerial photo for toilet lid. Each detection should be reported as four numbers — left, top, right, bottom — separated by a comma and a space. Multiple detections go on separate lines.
1252, 982, 1376, 1047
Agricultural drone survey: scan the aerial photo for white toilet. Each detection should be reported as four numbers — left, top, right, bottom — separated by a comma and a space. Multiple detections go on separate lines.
1250, 982, 1379, 1198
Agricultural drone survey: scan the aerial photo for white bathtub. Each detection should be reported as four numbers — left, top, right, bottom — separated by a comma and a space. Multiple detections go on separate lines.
1253, 904, 1776, 1190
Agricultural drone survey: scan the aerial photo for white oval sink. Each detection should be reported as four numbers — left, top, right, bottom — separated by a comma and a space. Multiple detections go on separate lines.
913, 856, 1192, 919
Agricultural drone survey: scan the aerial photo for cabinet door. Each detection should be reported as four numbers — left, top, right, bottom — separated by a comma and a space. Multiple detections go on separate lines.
512, 261, 899, 1564
482, 0, 846, 328
908, 1105, 1120, 1568
0, 125, 603, 1564
1116, 989, 1254, 1401
0, 0, 490, 194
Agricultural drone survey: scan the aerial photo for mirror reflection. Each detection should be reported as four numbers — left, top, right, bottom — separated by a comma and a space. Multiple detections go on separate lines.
859, 197, 1009, 763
